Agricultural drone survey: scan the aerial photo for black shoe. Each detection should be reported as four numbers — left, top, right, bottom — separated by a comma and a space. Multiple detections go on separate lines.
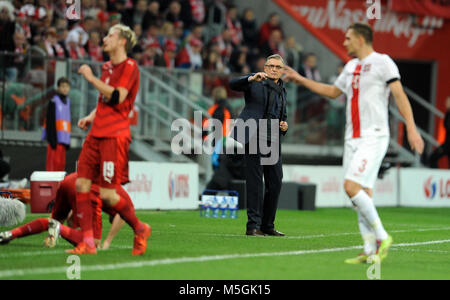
245, 229, 266, 236
261, 229, 285, 236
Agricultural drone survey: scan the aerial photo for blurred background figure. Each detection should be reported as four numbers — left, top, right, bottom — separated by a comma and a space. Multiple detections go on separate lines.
429, 97, 450, 169
42, 77, 71, 172
259, 12, 283, 47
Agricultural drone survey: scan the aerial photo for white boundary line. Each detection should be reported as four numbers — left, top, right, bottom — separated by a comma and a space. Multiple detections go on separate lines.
0, 239, 449, 279
1, 226, 449, 259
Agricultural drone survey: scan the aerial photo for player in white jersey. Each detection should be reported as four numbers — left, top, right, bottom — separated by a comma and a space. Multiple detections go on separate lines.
284, 23, 424, 264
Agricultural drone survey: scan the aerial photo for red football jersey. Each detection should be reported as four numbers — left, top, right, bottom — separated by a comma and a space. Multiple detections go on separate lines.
90, 58, 140, 139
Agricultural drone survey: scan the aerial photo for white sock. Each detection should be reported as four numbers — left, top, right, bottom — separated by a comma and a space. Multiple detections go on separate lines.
357, 210, 377, 255
351, 190, 388, 241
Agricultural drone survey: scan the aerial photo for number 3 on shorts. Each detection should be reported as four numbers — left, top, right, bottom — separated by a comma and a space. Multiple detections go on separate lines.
103, 161, 115, 183
358, 159, 368, 173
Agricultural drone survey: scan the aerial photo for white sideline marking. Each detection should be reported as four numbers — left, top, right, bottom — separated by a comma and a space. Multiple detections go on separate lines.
392, 248, 450, 254
1, 226, 449, 259
193, 227, 450, 240
0, 239, 449, 279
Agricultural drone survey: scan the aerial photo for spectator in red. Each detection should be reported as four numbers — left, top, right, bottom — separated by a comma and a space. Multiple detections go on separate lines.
212, 27, 234, 66
141, 22, 160, 49
86, 31, 103, 62
161, 39, 177, 68
189, 0, 205, 25
96, 0, 110, 25
259, 13, 283, 46
176, 37, 202, 69
65, 32, 87, 60
260, 29, 284, 58
41, 27, 65, 58
140, 41, 164, 67
15, 12, 32, 42
225, 5, 242, 46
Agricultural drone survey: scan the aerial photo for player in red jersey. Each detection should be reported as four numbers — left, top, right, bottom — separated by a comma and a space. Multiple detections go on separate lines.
72, 24, 151, 255
0, 173, 127, 249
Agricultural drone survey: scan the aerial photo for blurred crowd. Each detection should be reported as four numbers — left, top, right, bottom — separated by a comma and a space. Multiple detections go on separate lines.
0, 0, 347, 144
0, 0, 306, 74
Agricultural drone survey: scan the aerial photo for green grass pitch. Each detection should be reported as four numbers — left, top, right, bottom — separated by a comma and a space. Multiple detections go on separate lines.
0, 207, 449, 280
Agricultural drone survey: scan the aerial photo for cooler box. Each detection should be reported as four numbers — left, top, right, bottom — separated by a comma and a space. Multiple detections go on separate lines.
30, 171, 66, 213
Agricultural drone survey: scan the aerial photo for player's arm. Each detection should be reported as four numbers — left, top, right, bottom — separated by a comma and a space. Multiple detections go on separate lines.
284, 66, 342, 99
78, 65, 130, 104
102, 214, 126, 250
78, 108, 96, 130
389, 80, 425, 154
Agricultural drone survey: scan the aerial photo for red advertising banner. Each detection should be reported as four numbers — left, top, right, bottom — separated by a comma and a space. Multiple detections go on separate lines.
274, 0, 450, 140
389, 0, 450, 19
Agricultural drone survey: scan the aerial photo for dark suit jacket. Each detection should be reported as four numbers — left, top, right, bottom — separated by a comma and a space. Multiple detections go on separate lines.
229, 74, 287, 144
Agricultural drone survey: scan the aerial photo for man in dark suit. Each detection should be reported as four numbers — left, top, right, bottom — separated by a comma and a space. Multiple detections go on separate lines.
229, 54, 288, 237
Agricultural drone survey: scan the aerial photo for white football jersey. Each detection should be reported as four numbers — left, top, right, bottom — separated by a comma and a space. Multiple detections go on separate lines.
334, 52, 400, 140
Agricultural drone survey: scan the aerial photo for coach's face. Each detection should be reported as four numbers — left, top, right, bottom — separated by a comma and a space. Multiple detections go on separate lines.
264, 58, 284, 81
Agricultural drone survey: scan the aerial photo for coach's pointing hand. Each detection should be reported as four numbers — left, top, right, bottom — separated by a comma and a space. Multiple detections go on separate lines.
249, 72, 268, 82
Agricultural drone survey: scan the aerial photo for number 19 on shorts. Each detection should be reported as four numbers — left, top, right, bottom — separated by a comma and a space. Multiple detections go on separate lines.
103, 161, 115, 184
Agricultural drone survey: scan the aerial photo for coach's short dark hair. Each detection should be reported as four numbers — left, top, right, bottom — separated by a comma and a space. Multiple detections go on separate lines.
348, 23, 373, 44
57, 77, 70, 87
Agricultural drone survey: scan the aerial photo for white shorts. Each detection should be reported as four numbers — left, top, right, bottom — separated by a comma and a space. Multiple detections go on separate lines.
343, 136, 389, 189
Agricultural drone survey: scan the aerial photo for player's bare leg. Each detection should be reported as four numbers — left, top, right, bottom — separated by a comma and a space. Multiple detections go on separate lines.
100, 188, 151, 256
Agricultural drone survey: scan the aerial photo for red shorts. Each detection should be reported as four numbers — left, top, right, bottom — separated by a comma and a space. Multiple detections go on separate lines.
46, 144, 66, 171
77, 135, 130, 188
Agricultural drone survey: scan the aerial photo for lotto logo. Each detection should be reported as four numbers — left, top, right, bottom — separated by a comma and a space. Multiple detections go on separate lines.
423, 176, 450, 200
424, 177, 437, 199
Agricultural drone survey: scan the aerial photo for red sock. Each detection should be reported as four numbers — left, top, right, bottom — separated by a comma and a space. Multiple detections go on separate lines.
113, 196, 143, 233
76, 192, 95, 248
10, 218, 49, 239
60, 225, 83, 246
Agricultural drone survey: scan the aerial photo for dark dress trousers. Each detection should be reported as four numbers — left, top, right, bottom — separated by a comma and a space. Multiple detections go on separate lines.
229, 74, 288, 231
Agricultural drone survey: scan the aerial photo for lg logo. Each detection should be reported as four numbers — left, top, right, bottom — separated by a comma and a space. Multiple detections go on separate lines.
366, 0, 381, 20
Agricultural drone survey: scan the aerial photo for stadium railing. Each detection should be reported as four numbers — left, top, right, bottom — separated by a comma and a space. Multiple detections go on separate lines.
0, 52, 439, 167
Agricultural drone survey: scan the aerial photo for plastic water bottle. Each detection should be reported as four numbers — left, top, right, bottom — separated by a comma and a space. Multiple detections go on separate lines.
211, 196, 219, 218
228, 196, 239, 219
200, 195, 213, 218
219, 196, 228, 218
